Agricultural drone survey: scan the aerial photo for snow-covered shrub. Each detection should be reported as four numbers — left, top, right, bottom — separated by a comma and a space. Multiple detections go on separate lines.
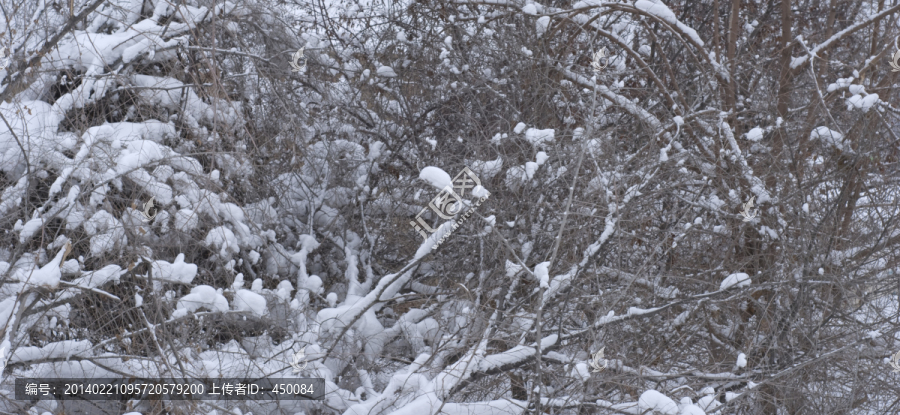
1, 0, 899, 414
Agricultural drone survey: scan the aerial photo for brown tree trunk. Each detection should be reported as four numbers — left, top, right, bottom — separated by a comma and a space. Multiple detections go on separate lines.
714, 0, 722, 60
725, 0, 741, 137
868, 0, 886, 64
775, 0, 793, 157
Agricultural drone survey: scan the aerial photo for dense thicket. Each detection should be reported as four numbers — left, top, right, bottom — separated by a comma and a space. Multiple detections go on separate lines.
1, 0, 899, 414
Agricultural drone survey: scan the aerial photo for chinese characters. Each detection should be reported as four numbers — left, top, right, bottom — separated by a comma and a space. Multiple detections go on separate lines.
409, 167, 490, 250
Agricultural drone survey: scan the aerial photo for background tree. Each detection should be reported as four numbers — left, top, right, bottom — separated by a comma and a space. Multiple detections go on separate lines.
1, 0, 899, 414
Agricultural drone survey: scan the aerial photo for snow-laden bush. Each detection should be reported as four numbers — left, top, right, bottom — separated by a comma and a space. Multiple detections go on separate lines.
2, 0, 899, 414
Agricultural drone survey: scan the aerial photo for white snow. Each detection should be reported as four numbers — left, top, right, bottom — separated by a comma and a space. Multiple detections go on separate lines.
524, 128, 555, 147
810, 126, 845, 151
89, 228, 127, 256
468, 157, 503, 180
736, 352, 747, 368
478, 344, 536, 372
506, 260, 524, 277
698, 395, 720, 412
233, 289, 268, 317
17, 217, 44, 243
633, 0, 704, 47
248, 250, 260, 264
525, 161, 539, 180
746, 127, 764, 142
679, 397, 708, 415
61, 259, 80, 274
72, 265, 125, 288
848, 84, 865, 95
627, 306, 661, 315
376, 66, 397, 77
720, 272, 751, 290
573, 362, 591, 381
0, 297, 16, 331
542, 266, 575, 303
14, 246, 67, 288
501, 165, 536, 190
760, 225, 779, 240
276, 280, 293, 302
149, 253, 197, 285
827, 77, 853, 92
846, 93, 879, 112
232, 273, 245, 290
419, 166, 453, 190
304, 274, 324, 294
174, 209, 199, 231
116, 139, 172, 180
205, 226, 240, 257
1, 0, 880, 410
638, 390, 679, 415
174, 285, 229, 316
534, 262, 550, 289
10, 340, 92, 364
536, 16, 551, 36
672, 310, 690, 327
83, 210, 127, 256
